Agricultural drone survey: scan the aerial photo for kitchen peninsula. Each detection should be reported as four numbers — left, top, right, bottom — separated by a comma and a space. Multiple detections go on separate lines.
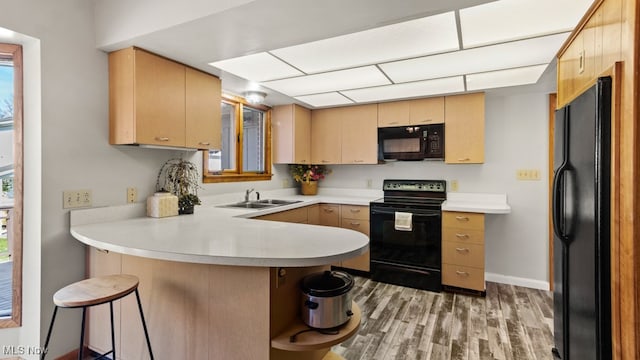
70, 193, 373, 360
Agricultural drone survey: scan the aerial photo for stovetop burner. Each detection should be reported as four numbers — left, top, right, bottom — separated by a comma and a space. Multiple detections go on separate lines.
373, 179, 447, 206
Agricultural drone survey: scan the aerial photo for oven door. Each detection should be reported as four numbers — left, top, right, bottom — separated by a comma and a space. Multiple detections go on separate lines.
369, 205, 441, 269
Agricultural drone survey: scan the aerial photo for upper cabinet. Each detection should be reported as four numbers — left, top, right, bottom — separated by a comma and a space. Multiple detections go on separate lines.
109, 47, 221, 150
378, 97, 444, 127
341, 104, 378, 164
311, 107, 342, 164
444, 92, 485, 164
310, 105, 377, 164
272, 104, 311, 164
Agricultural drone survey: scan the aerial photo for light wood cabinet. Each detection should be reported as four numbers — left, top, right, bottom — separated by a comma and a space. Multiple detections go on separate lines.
272, 104, 311, 164
444, 92, 485, 164
255, 207, 309, 223
109, 47, 221, 150
185, 67, 222, 149
340, 205, 370, 272
341, 104, 378, 164
378, 97, 444, 127
318, 204, 341, 227
311, 108, 342, 164
442, 211, 485, 291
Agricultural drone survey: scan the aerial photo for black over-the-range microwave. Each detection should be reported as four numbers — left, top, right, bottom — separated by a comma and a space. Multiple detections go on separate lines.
378, 123, 445, 161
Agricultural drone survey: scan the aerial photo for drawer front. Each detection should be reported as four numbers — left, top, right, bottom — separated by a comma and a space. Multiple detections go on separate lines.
442, 211, 485, 230
341, 205, 369, 221
341, 220, 370, 237
442, 227, 485, 245
257, 207, 307, 223
442, 264, 485, 291
319, 204, 341, 227
442, 241, 484, 268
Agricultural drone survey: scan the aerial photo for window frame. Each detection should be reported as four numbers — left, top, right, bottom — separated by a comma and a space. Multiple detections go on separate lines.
203, 93, 272, 183
0, 43, 23, 328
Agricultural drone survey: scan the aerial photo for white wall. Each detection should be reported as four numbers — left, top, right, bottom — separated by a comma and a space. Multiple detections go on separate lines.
320, 91, 551, 288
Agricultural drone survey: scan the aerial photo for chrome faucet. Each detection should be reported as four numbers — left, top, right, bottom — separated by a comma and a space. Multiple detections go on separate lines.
256, 191, 260, 201
245, 188, 255, 202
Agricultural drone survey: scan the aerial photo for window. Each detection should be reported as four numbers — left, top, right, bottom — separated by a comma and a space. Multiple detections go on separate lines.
203, 94, 272, 183
0, 43, 22, 328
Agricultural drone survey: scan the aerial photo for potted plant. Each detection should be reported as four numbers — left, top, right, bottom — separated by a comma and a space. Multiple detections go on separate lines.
290, 164, 331, 195
156, 158, 202, 214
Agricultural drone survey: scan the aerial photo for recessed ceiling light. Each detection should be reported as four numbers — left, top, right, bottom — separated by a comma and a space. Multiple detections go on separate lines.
342, 77, 465, 103
459, 0, 593, 48
262, 66, 390, 96
295, 92, 354, 108
380, 33, 568, 83
466, 64, 549, 91
271, 12, 459, 74
209, 52, 303, 82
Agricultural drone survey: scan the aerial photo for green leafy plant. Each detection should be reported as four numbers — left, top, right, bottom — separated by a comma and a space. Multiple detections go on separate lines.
156, 159, 202, 214
290, 164, 331, 184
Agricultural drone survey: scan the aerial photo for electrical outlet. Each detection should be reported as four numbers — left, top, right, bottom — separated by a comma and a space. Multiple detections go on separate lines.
127, 187, 137, 203
366, 179, 372, 189
450, 180, 459, 192
63, 189, 92, 209
517, 169, 541, 181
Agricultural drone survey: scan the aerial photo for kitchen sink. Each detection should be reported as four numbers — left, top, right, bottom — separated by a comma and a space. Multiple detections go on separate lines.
218, 199, 302, 209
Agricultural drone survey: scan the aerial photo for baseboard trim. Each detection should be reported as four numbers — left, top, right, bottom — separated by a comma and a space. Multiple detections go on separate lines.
485, 272, 550, 291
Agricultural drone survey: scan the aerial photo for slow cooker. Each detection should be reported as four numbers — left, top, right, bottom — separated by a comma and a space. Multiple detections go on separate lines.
300, 270, 354, 329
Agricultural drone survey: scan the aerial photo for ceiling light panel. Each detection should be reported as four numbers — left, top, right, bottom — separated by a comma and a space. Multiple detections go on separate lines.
342, 77, 465, 103
466, 64, 549, 91
262, 66, 390, 96
295, 93, 354, 108
460, 0, 594, 48
380, 32, 568, 83
270, 12, 459, 74
208, 52, 303, 82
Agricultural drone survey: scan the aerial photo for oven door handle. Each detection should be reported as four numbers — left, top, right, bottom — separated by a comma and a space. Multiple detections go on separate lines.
370, 209, 440, 217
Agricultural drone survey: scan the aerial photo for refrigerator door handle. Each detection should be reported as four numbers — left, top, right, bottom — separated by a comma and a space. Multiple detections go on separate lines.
552, 166, 568, 241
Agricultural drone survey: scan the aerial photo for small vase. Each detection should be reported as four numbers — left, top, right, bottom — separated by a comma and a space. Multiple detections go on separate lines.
179, 206, 194, 215
301, 181, 318, 195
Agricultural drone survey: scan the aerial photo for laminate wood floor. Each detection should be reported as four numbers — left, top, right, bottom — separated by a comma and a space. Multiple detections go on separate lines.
332, 277, 554, 360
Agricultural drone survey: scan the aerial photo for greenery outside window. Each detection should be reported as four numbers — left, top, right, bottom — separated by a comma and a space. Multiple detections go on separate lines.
203, 94, 272, 183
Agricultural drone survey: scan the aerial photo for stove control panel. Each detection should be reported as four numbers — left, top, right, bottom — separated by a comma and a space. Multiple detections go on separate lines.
382, 179, 446, 193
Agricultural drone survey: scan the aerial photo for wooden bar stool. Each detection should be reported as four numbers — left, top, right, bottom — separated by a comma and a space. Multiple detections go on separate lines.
41, 274, 154, 360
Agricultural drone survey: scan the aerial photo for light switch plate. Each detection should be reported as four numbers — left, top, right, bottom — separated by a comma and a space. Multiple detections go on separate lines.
63, 189, 92, 209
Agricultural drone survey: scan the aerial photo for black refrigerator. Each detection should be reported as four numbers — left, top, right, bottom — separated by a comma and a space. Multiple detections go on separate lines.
552, 76, 612, 360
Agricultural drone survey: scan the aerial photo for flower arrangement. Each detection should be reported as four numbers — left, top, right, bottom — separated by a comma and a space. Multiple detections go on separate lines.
155, 158, 202, 214
290, 164, 331, 184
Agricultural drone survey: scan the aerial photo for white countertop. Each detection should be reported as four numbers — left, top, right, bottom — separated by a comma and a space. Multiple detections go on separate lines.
441, 192, 511, 214
70, 189, 379, 267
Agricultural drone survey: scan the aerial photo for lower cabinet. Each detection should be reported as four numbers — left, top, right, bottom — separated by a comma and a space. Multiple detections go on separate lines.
441, 211, 485, 291
340, 205, 370, 272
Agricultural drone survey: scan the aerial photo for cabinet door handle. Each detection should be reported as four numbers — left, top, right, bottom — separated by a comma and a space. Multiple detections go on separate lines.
455, 216, 469, 221
457, 157, 471, 162
321, 160, 330, 163
419, 119, 433, 123
354, 160, 364, 163
455, 233, 469, 239
349, 209, 361, 213
199, 141, 210, 146
155, 137, 170, 142
455, 271, 469, 277
300, 160, 307, 163
455, 247, 470, 253
349, 222, 360, 226
389, 121, 399, 125
323, 208, 334, 213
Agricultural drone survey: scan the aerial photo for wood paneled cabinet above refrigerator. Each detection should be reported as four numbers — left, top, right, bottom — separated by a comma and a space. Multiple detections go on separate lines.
378, 97, 445, 127
109, 47, 221, 150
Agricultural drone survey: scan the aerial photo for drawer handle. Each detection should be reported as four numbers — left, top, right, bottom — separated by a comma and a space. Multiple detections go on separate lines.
349, 209, 361, 213
96, 248, 109, 254
354, 160, 364, 163
455, 247, 469, 253
455, 233, 470, 239
455, 216, 470, 221
321, 160, 330, 163
155, 137, 170, 142
323, 208, 334, 213
350, 222, 360, 226
457, 157, 471, 162
199, 141, 210, 146
456, 271, 469, 277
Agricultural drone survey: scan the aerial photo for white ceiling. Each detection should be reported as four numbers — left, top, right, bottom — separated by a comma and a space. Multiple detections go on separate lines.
94, 0, 594, 108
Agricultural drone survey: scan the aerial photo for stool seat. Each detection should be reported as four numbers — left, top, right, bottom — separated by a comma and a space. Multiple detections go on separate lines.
53, 274, 139, 308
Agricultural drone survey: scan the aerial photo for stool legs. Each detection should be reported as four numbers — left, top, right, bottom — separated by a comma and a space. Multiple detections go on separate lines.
78, 307, 86, 360
41, 306, 58, 360
135, 289, 154, 360
110, 301, 116, 360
